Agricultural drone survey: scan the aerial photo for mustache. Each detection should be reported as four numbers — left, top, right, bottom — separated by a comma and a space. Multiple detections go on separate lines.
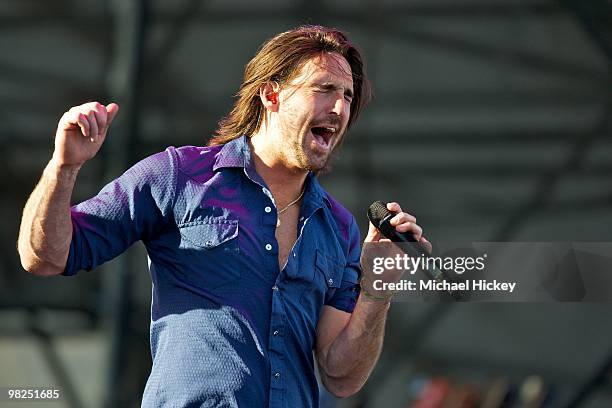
310, 116, 342, 128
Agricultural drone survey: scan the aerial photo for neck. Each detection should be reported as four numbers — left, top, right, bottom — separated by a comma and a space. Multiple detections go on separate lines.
249, 130, 307, 188
248, 132, 307, 203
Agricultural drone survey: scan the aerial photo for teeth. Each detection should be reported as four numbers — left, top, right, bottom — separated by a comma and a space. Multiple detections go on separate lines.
323, 127, 336, 133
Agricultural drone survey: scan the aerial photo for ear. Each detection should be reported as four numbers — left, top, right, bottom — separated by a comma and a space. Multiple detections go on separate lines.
259, 81, 280, 113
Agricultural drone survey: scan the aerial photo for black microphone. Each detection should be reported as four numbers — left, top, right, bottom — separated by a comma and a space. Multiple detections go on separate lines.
367, 201, 461, 300
368, 200, 422, 246
368, 201, 429, 255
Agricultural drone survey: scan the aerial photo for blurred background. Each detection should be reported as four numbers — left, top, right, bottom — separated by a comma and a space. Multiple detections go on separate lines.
1, 0, 611, 407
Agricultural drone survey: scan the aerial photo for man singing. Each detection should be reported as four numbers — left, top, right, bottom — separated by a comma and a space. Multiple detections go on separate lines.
18, 25, 427, 407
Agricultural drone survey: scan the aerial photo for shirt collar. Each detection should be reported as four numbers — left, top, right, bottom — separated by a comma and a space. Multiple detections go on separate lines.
213, 135, 250, 171
213, 135, 331, 209
304, 172, 331, 209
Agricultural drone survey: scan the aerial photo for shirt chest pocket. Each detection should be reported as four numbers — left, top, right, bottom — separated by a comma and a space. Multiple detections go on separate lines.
315, 250, 343, 291
301, 249, 345, 306
177, 219, 240, 289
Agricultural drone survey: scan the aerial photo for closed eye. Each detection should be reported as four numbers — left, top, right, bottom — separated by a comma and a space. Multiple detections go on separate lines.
315, 83, 353, 103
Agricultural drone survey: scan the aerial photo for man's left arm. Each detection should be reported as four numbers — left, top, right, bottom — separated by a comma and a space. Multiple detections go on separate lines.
315, 297, 389, 398
315, 202, 426, 398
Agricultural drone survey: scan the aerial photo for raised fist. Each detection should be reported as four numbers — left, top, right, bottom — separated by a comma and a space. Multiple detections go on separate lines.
53, 102, 119, 167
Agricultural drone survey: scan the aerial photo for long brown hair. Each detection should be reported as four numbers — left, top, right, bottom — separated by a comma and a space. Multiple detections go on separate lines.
208, 25, 372, 146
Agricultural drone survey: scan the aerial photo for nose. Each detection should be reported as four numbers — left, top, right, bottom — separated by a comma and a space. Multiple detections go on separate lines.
330, 95, 349, 117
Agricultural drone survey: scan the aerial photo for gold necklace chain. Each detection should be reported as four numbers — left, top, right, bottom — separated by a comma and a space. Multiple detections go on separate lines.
277, 188, 305, 215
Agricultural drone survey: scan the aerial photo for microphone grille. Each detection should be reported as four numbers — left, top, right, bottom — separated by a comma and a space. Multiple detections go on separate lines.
367, 201, 391, 227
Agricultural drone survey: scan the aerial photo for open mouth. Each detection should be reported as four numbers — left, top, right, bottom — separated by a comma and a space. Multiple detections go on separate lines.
310, 126, 337, 150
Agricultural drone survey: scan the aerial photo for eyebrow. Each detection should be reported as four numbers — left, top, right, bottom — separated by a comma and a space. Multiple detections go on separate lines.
317, 82, 354, 99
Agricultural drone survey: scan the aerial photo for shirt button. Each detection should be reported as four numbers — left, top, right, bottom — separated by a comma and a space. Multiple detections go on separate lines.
328, 278, 334, 285
265, 206, 272, 213
292, 253, 296, 258
272, 285, 279, 291
265, 243, 272, 251
273, 330, 279, 336
274, 372, 281, 379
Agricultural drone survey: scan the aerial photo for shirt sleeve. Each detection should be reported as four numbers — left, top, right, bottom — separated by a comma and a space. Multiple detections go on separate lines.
63, 147, 178, 276
324, 216, 362, 313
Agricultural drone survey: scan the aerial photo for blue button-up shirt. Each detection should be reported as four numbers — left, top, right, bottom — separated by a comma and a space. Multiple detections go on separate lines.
64, 136, 362, 407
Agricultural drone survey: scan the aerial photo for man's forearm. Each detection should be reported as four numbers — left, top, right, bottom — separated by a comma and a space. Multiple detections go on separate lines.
18, 158, 80, 275
318, 294, 390, 397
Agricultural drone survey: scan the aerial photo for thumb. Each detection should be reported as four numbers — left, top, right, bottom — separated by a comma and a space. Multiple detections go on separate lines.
105, 103, 120, 126
365, 221, 382, 243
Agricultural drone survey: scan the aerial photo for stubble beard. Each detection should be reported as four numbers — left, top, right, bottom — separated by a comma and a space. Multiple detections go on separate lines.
279, 115, 335, 174
289, 130, 335, 173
